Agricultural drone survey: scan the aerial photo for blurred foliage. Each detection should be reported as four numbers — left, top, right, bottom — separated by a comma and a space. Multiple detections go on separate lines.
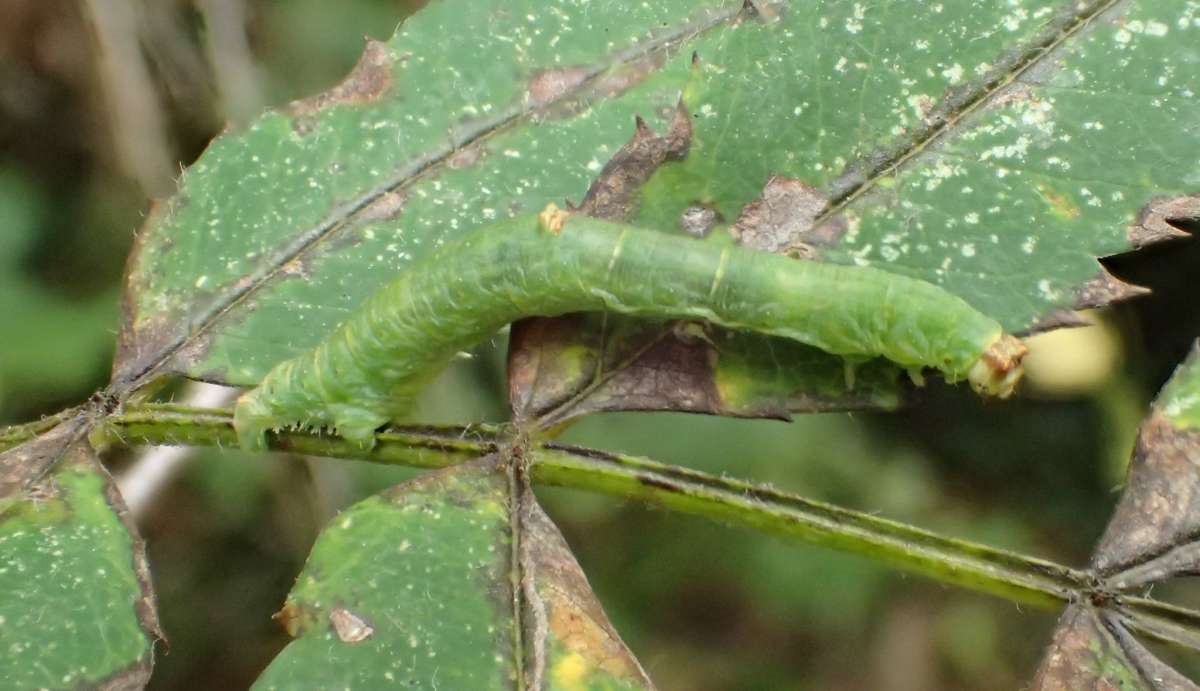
1, 0, 1197, 689
0, 165, 121, 419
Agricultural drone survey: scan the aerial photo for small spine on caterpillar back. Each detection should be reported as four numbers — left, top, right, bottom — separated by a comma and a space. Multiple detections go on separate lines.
234, 204, 1025, 450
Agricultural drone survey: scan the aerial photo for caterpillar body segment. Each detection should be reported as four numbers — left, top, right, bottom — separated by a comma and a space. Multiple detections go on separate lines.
234, 206, 1024, 450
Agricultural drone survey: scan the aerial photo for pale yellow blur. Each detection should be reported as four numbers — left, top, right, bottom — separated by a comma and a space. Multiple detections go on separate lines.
1023, 310, 1122, 395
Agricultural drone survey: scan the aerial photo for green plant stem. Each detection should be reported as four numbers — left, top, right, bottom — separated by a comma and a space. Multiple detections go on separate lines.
533, 443, 1085, 610
0, 407, 86, 450
27, 403, 1200, 650
1115, 596, 1200, 650
92, 404, 501, 468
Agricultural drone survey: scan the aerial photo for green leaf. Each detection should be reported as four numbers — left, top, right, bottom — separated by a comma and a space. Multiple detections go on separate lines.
116, 0, 741, 390
1157, 344, 1200, 431
117, 0, 1200, 420
0, 428, 160, 689
639, 0, 1199, 330
502, 0, 1200, 423
255, 458, 653, 690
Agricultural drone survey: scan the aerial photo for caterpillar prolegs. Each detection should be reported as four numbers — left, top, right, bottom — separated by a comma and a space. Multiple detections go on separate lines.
234, 205, 1026, 450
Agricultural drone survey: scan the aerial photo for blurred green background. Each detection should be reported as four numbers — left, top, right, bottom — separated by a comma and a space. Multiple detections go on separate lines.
2, 1, 1198, 689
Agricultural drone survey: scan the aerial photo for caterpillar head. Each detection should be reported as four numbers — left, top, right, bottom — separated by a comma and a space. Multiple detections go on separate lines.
967, 333, 1027, 398
233, 390, 275, 451
537, 202, 570, 235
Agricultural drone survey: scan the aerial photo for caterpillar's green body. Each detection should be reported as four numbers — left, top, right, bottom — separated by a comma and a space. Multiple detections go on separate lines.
234, 206, 1024, 450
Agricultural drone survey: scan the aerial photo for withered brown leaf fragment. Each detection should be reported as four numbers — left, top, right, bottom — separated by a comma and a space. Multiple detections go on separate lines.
329, 607, 374, 643
731, 175, 831, 255
286, 39, 396, 119
1091, 414, 1200, 588
1032, 605, 1198, 691
0, 416, 88, 499
526, 66, 592, 109
1023, 308, 1092, 335
531, 323, 757, 423
738, 0, 786, 24
508, 314, 744, 424
518, 486, 656, 690
1128, 194, 1199, 249
507, 315, 607, 420
575, 106, 692, 222
1071, 268, 1151, 311
679, 204, 719, 237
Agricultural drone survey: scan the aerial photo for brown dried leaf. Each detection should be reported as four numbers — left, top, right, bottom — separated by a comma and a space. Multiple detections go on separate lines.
286, 39, 396, 119
507, 313, 899, 425
1033, 605, 1197, 691
518, 484, 655, 690
576, 107, 692, 222
1072, 268, 1151, 312
1128, 194, 1199, 250
1092, 418, 1200, 588
731, 175, 830, 254
0, 416, 88, 500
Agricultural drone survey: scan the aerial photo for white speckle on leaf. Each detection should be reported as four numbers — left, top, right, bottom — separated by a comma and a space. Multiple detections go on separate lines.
330, 607, 374, 643
846, 3, 865, 33
941, 63, 964, 85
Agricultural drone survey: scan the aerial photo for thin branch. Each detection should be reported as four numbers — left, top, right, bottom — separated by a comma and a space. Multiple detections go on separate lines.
532, 443, 1085, 610
116, 382, 239, 517
44, 403, 1200, 651
0, 408, 83, 451
97, 403, 502, 469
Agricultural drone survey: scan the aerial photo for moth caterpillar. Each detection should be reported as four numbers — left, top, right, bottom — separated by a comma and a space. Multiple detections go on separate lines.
234, 204, 1025, 450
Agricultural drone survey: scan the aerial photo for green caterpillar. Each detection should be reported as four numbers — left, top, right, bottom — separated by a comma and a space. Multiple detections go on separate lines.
234, 204, 1026, 450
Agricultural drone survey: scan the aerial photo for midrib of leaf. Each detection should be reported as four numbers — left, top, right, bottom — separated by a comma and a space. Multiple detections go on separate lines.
816, 0, 1123, 225
116, 1, 759, 396
506, 451, 528, 690
532, 320, 674, 427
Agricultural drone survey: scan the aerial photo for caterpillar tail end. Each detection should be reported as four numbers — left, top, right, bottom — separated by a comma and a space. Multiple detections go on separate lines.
967, 333, 1027, 399
233, 391, 273, 452
537, 202, 570, 235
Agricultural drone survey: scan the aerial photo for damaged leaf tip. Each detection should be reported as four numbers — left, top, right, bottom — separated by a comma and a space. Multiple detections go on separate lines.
1129, 194, 1200, 249
287, 39, 396, 121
